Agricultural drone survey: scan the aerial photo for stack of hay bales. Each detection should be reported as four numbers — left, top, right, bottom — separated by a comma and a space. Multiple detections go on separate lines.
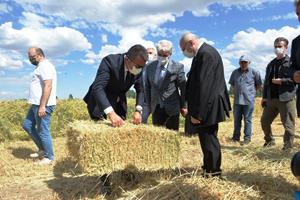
67, 120, 180, 175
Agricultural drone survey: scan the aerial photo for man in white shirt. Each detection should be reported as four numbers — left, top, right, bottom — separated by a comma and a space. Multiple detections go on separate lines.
22, 47, 57, 165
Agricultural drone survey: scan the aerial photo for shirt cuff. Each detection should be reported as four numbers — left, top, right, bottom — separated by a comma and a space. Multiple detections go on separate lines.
136, 105, 143, 111
104, 106, 114, 115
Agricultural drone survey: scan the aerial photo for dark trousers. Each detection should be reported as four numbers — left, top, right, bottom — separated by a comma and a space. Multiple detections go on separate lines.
261, 98, 296, 147
152, 105, 179, 131
297, 88, 300, 117
197, 124, 222, 175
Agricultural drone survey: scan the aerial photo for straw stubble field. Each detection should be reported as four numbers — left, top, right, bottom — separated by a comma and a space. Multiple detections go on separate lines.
0, 98, 300, 200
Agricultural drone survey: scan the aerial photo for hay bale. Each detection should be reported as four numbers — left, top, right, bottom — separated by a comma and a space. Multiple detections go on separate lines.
67, 120, 180, 174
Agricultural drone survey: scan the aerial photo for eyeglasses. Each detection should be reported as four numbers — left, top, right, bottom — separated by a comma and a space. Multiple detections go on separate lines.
274, 45, 284, 48
126, 56, 144, 68
158, 53, 170, 58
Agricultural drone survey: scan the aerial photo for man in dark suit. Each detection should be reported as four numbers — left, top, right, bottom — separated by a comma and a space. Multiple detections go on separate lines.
292, 0, 300, 116
179, 32, 231, 177
84, 44, 148, 127
144, 40, 187, 130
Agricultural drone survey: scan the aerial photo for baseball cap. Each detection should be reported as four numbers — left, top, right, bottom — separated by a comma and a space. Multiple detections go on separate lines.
239, 55, 250, 62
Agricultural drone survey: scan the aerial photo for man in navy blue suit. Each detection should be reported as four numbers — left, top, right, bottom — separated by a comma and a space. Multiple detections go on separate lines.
84, 44, 148, 127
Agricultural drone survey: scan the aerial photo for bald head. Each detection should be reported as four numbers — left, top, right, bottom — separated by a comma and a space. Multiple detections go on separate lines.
179, 32, 203, 58
179, 32, 199, 50
28, 47, 45, 66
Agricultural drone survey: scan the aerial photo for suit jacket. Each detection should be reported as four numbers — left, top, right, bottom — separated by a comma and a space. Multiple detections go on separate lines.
185, 43, 231, 131
144, 59, 186, 116
291, 35, 300, 71
83, 53, 143, 120
291, 35, 300, 116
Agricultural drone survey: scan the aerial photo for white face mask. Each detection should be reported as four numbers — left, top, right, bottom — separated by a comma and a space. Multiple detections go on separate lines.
148, 55, 155, 62
158, 56, 169, 65
129, 65, 142, 75
274, 47, 285, 57
183, 49, 194, 58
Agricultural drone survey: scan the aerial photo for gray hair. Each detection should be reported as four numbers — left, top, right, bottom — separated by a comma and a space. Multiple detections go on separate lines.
156, 40, 173, 53
179, 32, 200, 47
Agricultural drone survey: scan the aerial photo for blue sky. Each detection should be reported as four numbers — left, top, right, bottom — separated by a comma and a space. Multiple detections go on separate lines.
0, 0, 299, 99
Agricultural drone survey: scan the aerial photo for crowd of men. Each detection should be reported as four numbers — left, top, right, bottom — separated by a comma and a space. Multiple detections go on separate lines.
21, 0, 300, 185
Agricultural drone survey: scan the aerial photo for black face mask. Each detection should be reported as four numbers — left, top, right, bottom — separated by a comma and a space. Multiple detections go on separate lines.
30, 58, 39, 66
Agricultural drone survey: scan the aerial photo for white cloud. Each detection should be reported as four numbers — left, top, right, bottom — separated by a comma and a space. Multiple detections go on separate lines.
19, 12, 50, 28
179, 58, 193, 74
11, 0, 276, 63
101, 34, 108, 44
252, 12, 297, 22
0, 90, 28, 100
0, 22, 91, 57
81, 50, 99, 65
0, 74, 31, 85
271, 12, 297, 21
222, 25, 300, 78
70, 20, 90, 29
0, 50, 23, 68
0, 2, 12, 14
0, 21, 92, 69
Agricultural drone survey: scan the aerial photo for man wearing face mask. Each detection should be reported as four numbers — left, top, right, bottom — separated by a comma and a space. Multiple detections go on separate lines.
179, 32, 231, 178
22, 47, 57, 165
144, 40, 187, 130
141, 47, 157, 124
292, 0, 300, 117
84, 44, 148, 127
261, 37, 296, 151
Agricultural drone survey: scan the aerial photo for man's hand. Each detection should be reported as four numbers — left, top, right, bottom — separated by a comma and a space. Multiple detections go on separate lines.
132, 111, 142, 125
108, 111, 124, 127
294, 71, 300, 83
261, 98, 267, 108
272, 78, 282, 85
180, 108, 188, 118
191, 116, 201, 124
38, 106, 46, 118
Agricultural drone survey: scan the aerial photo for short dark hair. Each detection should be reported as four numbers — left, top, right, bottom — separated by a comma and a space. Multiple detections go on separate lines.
274, 37, 289, 47
295, 0, 300, 6
126, 44, 148, 62
35, 48, 45, 57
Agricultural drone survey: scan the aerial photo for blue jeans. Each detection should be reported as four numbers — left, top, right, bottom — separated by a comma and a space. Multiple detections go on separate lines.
22, 105, 55, 160
232, 104, 254, 141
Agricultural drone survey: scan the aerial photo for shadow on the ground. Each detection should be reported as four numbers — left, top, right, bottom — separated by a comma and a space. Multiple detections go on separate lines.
225, 170, 297, 200
46, 159, 220, 200
10, 147, 34, 160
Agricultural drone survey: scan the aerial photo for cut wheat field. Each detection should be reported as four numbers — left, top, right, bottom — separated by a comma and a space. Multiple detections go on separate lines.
0, 98, 300, 200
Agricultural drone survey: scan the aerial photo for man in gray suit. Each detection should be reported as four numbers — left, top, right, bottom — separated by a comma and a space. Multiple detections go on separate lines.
144, 40, 187, 130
